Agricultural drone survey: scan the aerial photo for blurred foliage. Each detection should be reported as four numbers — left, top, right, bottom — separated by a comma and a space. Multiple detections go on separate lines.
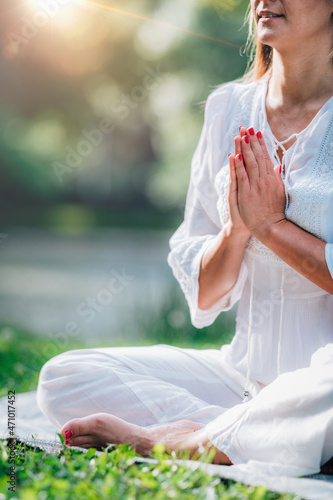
137, 284, 235, 348
0, 324, 85, 398
0, 0, 249, 229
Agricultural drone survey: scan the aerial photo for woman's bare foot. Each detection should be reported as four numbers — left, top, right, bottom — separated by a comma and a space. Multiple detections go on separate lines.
61, 413, 232, 465
159, 426, 232, 465
150, 420, 202, 443
61, 413, 153, 456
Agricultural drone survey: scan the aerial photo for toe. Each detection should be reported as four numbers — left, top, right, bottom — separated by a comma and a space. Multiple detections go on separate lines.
61, 417, 88, 442
66, 435, 96, 449
61, 413, 112, 446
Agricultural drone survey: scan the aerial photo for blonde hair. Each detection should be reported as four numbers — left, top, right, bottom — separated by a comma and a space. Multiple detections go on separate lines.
242, 4, 272, 82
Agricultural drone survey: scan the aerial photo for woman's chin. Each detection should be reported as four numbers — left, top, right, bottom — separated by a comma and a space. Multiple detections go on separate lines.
256, 27, 288, 49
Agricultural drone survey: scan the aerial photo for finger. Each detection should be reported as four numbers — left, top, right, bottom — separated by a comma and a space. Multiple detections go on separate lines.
234, 135, 242, 157
228, 154, 238, 216
240, 134, 259, 184
234, 153, 250, 193
256, 131, 275, 175
274, 164, 285, 189
228, 154, 238, 209
274, 164, 282, 177
239, 126, 249, 138
228, 153, 237, 184
248, 128, 267, 178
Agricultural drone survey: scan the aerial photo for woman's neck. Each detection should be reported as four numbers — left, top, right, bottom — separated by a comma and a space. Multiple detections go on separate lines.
268, 50, 333, 109
264, 49, 333, 149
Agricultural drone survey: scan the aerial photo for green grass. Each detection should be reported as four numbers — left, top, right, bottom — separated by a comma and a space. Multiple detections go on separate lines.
0, 324, 301, 499
0, 440, 297, 500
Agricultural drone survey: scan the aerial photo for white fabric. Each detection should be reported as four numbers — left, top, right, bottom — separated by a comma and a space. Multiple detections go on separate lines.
205, 345, 333, 477
36, 345, 242, 429
166, 77, 333, 474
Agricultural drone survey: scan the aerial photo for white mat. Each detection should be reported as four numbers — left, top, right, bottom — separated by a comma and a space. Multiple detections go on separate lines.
1, 392, 332, 500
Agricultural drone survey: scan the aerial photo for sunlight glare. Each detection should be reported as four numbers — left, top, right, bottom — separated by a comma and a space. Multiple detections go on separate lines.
28, 0, 79, 20
28, 0, 86, 30
29, 0, 77, 8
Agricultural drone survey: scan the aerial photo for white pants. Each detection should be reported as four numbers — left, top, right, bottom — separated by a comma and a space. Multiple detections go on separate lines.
37, 343, 333, 477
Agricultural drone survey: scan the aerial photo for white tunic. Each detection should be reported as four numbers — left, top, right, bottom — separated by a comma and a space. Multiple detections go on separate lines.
167, 76, 333, 474
36, 77, 333, 478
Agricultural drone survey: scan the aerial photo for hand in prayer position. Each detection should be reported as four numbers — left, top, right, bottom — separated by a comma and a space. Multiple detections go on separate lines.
228, 127, 286, 240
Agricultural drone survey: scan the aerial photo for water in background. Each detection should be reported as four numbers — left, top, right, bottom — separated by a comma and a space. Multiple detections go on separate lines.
0, 228, 236, 346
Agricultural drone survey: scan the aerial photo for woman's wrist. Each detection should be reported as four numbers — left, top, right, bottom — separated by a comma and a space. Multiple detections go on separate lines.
224, 219, 251, 246
198, 220, 250, 311
252, 217, 288, 244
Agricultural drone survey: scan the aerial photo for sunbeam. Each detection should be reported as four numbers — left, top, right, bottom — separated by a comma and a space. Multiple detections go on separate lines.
76, 0, 241, 48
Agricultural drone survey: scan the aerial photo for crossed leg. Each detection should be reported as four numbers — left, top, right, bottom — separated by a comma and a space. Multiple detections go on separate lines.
37, 344, 240, 463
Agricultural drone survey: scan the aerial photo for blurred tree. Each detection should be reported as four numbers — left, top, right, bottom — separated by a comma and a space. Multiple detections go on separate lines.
0, 0, 249, 229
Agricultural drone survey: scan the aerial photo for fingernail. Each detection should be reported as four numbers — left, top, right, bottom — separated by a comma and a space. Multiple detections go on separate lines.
65, 430, 73, 439
65, 440, 69, 446
245, 135, 250, 144
249, 127, 255, 136
279, 165, 282, 174
239, 126, 242, 131
256, 131, 263, 139
228, 153, 231, 157
238, 153, 243, 162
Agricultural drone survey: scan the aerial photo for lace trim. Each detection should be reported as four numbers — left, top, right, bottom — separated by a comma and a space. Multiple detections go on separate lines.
168, 235, 216, 318
246, 236, 282, 263
288, 116, 333, 240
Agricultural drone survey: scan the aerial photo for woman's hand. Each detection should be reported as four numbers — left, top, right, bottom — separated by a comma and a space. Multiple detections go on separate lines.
231, 127, 286, 240
227, 134, 251, 238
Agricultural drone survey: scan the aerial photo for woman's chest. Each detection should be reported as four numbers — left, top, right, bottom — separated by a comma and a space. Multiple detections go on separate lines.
214, 113, 333, 244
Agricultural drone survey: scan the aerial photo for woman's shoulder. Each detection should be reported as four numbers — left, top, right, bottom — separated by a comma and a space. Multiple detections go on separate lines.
200, 77, 266, 124
206, 78, 265, 108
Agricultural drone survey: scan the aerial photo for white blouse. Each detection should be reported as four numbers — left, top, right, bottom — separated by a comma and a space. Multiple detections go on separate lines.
167, 76, 333, 401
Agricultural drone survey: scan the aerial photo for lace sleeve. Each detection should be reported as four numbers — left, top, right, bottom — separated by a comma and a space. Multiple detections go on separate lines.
167, 84, 248, 329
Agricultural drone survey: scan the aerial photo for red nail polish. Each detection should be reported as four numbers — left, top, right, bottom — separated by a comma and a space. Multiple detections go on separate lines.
238, 153, 243, 162
249, 127, 255, 136
279, 165, 282, 174
245, 135, 250, 144
65, 430, 73, 439
228, 153, 231, 157
239, 126, 242, 131
65, 440, 69, 445
256, 131, 263, 139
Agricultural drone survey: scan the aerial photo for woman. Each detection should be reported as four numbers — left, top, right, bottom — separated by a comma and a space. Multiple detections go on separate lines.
37, 0, 333, 476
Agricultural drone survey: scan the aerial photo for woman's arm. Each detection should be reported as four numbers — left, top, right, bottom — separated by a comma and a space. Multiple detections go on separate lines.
198, 137, 251, 310
256, 219, 333, 294
168, 84, 252, 328
198, 222, 249, 310
234, 128, 333, 295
